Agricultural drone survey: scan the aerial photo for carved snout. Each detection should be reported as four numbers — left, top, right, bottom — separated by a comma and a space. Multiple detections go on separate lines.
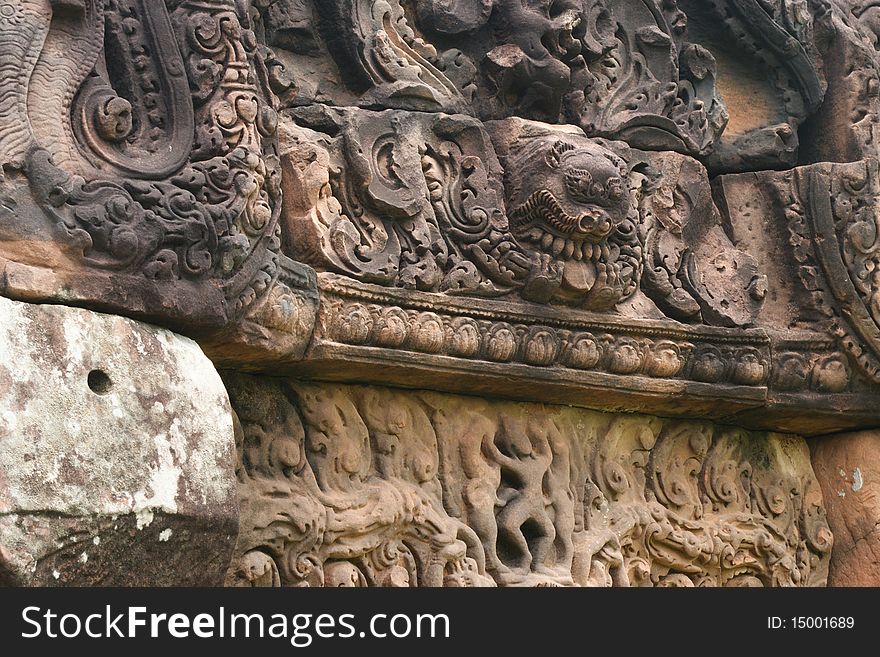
575, 211, 613, 240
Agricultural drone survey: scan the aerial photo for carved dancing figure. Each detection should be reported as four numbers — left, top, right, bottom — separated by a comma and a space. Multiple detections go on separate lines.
433, 405, 510, 576
483, 415, 557, 578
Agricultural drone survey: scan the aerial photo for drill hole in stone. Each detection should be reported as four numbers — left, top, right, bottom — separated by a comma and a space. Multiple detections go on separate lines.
87, 369, 113, 395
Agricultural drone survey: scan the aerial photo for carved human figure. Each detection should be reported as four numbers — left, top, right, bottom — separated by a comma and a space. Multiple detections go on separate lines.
294, 386, 372, 493
483, 415, 556, 577
225, 379, 833, 588
539, 415, 577, 578
574, 482, 630, 587
432, 404, 508, 576
356, 389, 440, 491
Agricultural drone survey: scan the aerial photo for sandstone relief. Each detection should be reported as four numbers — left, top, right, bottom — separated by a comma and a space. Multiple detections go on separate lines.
224, 377, 832, 588
2, 0, 880, 587
0, 0, 316, 364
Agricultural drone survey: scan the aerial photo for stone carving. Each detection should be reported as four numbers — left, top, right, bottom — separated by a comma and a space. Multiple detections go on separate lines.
255, 0, 837, 166
559, 0, 728, 155
314, 0, 474, 112
489, 118, 767, 323
280, 107, 527, 298
642, 150, 768, 327
4, 0, 880, 590
224, 376, 494, 587
0, 0, 314, 363
280, 109, 766, 325
0, 0, 876, 387
225, 378, 832, 587
716, 159, 880, 385
792, 1, 880, 165
268, 0, 728, 155
490, 122, 642, 310
794, 160, 880, 382
315, 274, 772, 389
685, 0, 827, 172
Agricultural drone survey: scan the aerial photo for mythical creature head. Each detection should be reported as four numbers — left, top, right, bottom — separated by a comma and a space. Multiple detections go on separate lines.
507, 137, 632, 261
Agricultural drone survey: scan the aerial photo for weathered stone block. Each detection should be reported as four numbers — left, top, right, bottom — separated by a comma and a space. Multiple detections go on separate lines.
811, 430, 880, 586
4, 0, 880, 590
0, 296, 237, 586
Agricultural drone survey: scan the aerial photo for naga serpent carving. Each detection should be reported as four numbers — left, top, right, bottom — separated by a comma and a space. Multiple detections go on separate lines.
0, 0, 283, 326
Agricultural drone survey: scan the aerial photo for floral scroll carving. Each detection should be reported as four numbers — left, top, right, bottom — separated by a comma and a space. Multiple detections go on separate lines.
0, 0, 315, 359
5, 0, 880, 591
225, 378, 832, 588
280, 110, 766, 324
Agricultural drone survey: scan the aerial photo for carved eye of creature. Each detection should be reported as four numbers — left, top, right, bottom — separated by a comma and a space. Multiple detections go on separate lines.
565, 166, 625, 207
606, 177, 624, 201
564, 167, 594, 200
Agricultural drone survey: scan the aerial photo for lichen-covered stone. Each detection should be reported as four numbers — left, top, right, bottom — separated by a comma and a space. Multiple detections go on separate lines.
0, 296, 237, 586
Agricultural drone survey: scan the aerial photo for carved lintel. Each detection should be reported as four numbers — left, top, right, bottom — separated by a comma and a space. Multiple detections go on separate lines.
201, 255, 319, 367
225, 377, 832, 588
716, 158, 880, 392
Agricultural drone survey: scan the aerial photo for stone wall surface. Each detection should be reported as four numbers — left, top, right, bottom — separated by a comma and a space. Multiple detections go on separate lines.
0, 296, 237, 585
812, 431, 880, 586
224, 376, 832, 588
2, 0, 880, 586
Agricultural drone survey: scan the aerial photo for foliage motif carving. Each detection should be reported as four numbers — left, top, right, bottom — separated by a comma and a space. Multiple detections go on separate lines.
4, 0, 880, 591
225, 378, 832, 587
281, 110, 767, 324
0, 7, 877, 444
0, 0, 303, 337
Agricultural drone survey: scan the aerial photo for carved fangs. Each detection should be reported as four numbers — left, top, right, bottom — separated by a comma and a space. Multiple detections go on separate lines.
510, 188, 615, 249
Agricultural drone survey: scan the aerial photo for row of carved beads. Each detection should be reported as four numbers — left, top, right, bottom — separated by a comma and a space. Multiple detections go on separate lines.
325, 301, 771, 386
